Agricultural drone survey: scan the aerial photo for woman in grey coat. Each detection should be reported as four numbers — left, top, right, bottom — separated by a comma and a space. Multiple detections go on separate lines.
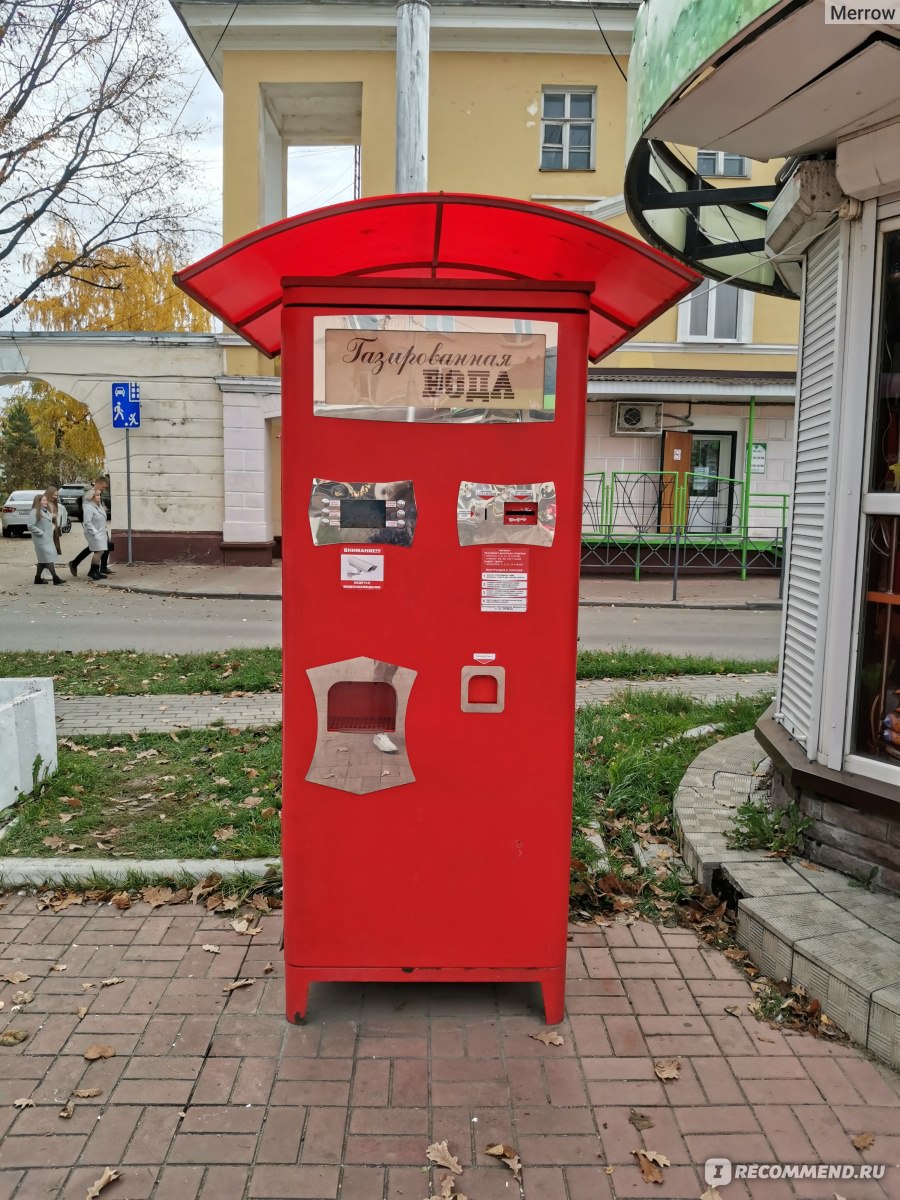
27, 488, 66, 585
81, 492, 109, 581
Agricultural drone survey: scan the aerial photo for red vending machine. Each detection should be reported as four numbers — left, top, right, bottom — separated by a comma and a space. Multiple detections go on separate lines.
174, 194, 697, 1023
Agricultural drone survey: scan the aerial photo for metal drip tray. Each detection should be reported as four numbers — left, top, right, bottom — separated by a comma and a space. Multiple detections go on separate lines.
327, 715, 395, 732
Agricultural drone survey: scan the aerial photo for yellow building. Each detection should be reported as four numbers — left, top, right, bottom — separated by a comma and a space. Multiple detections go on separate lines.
173, 0, 798, 567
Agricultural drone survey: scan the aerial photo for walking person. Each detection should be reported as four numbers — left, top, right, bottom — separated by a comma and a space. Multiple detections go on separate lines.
70, 479, 114, 577
81, 488, 111, 581
27, 488, 66, 586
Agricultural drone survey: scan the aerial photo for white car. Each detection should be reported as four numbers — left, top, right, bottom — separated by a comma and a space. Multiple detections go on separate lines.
1, 490, 71, 537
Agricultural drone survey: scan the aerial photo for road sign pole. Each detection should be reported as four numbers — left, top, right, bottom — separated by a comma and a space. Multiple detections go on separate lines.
125, 427, 133, 565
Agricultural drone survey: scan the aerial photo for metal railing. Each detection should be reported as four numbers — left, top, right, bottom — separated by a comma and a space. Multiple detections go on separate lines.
581, 470, 789, 588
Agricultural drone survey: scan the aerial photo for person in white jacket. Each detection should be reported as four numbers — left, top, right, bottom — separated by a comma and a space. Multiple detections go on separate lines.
27, 488, 66, 585
81, 492, 109, 581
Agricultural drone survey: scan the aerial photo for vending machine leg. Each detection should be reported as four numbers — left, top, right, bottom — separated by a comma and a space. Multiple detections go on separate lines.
286, 972, 310, 1024
541, 970, 566, 1025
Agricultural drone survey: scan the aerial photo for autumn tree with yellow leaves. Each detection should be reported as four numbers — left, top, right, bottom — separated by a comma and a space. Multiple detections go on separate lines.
7, 231, 212, 483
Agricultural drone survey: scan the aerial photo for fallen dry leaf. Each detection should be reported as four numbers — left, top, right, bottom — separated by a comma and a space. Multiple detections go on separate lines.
41, 836, 65, 849
51, 964, 67, 972
77, 1007, 88, 1020
59, 1101, 74, 1119
604, 1165, 614, 1175
2, 972, 29, 985
85, 1166, 122, 1199
83, 1045, 116, 1061
633, 1148, 670, 1183
264, 962, 274, 974
212, 826, 236, 842
723, 1005, 742, 1017
653, 1057, 681, 1080
100, 978, 124, 988
13, 1097, 34, 1109
724, 947, 746, 961
111, 893, 131, 910
202, 944, 220, 955
260, 806, 276, 819
141, 886, 173, 909
73, 1088, 102, 1098
485, 1142, 522, 1180
0, 1030, 28, 1046
628, 1109, 654, 1131
250, 894, 270, 913
223, 979, 255, 993
530, 1031, 564, 1047
700, 1188, 723, 1200
12, 991, 33, 1005
426, 1139, 463, 1175
59, 813, 74, 824
852, 1132, 875, 1151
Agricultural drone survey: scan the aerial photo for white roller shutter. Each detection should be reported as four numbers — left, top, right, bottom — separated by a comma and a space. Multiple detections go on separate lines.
777, 223, 846, 754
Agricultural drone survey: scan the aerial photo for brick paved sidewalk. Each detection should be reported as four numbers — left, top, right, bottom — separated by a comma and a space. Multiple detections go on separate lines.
0, 900, 897, 1199
56, 674, 777, 734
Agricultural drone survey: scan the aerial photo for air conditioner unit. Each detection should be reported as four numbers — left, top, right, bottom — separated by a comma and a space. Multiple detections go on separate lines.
611, 401, 663, 436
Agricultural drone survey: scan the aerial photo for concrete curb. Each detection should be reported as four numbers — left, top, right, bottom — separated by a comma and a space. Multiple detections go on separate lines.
674, 730, 900, 1070
0, 856, 280, 888
95, 578, 782, 610
97, 582, 281, 601
578, 600, 782, 611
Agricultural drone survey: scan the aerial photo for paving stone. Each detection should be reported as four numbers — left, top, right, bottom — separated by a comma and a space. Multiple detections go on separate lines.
738, 894, 869, 983
792, 929, 900, 1045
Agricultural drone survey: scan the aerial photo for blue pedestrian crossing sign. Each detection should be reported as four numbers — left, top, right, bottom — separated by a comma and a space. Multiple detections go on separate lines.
112, 382, 141, 428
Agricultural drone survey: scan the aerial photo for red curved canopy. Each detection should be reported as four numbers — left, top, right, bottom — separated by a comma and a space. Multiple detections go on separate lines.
174, 192, 700, 361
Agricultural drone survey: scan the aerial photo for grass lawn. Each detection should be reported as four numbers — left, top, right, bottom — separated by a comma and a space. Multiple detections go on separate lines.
0, 649, 282, 696
0, 646, 776, 695
575, 647, 776, 679
1, 726, 282, 860
572, 688, 773, 915
1, 687, 771, 879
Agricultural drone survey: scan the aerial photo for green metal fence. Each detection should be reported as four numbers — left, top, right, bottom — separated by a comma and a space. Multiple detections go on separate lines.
581, 470, 789, 582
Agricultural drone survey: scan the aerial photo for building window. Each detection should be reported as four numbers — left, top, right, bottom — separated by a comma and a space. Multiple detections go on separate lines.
679, 277, 751, 341
540, 90, 595, 171
852, 229, 900, 766
697, 150, 750, 178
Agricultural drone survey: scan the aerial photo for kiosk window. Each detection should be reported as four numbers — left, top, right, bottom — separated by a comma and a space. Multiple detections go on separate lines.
340, 498, 387, 528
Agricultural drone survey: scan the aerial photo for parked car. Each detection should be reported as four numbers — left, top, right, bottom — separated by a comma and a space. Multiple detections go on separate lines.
59, 481, 111, 521
1, 490, 69, 537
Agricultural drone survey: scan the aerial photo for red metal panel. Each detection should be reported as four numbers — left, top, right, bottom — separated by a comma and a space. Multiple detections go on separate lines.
280, 282, 590, 1023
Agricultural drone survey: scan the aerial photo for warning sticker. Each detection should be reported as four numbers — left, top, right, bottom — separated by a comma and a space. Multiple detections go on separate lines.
481, 547, 529, 613
341, 547, 384, 589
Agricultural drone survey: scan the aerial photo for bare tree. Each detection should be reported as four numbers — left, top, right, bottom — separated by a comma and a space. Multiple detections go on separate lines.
0, 0, 205, 321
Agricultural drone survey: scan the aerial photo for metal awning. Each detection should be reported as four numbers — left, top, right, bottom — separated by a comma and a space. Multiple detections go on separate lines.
174, 192, 700, 362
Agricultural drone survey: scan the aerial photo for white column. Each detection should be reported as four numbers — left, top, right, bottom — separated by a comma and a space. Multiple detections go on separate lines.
260, 105, 286, 226
396, 0, 430, 192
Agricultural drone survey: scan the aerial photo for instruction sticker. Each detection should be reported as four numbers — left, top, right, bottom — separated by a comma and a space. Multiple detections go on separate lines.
480, 547, 529, 613
341, 547, 384, 589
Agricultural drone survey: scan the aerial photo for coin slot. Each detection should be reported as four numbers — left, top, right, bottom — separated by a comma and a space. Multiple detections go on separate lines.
460, 666, 505, 713
503, 501, 538, 526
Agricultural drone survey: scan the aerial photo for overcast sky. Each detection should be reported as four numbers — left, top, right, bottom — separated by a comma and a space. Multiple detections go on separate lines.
159, 3, 355, 259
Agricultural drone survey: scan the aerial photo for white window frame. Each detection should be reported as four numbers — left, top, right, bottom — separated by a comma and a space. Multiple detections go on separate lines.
842, 210, 900, 783
540, 89, 596, 172
677, 277, 754, 343
696, 149, 750, 178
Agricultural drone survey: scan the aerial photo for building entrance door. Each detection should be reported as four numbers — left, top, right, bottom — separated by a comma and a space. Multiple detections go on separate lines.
660, 430, 736, 532
687, 433, 735, 532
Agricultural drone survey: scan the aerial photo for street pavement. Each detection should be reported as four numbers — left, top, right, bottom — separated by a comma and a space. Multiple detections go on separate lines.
0, 897, 897, 1200
56, 674, 777, 734
1, 535, 782, 657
